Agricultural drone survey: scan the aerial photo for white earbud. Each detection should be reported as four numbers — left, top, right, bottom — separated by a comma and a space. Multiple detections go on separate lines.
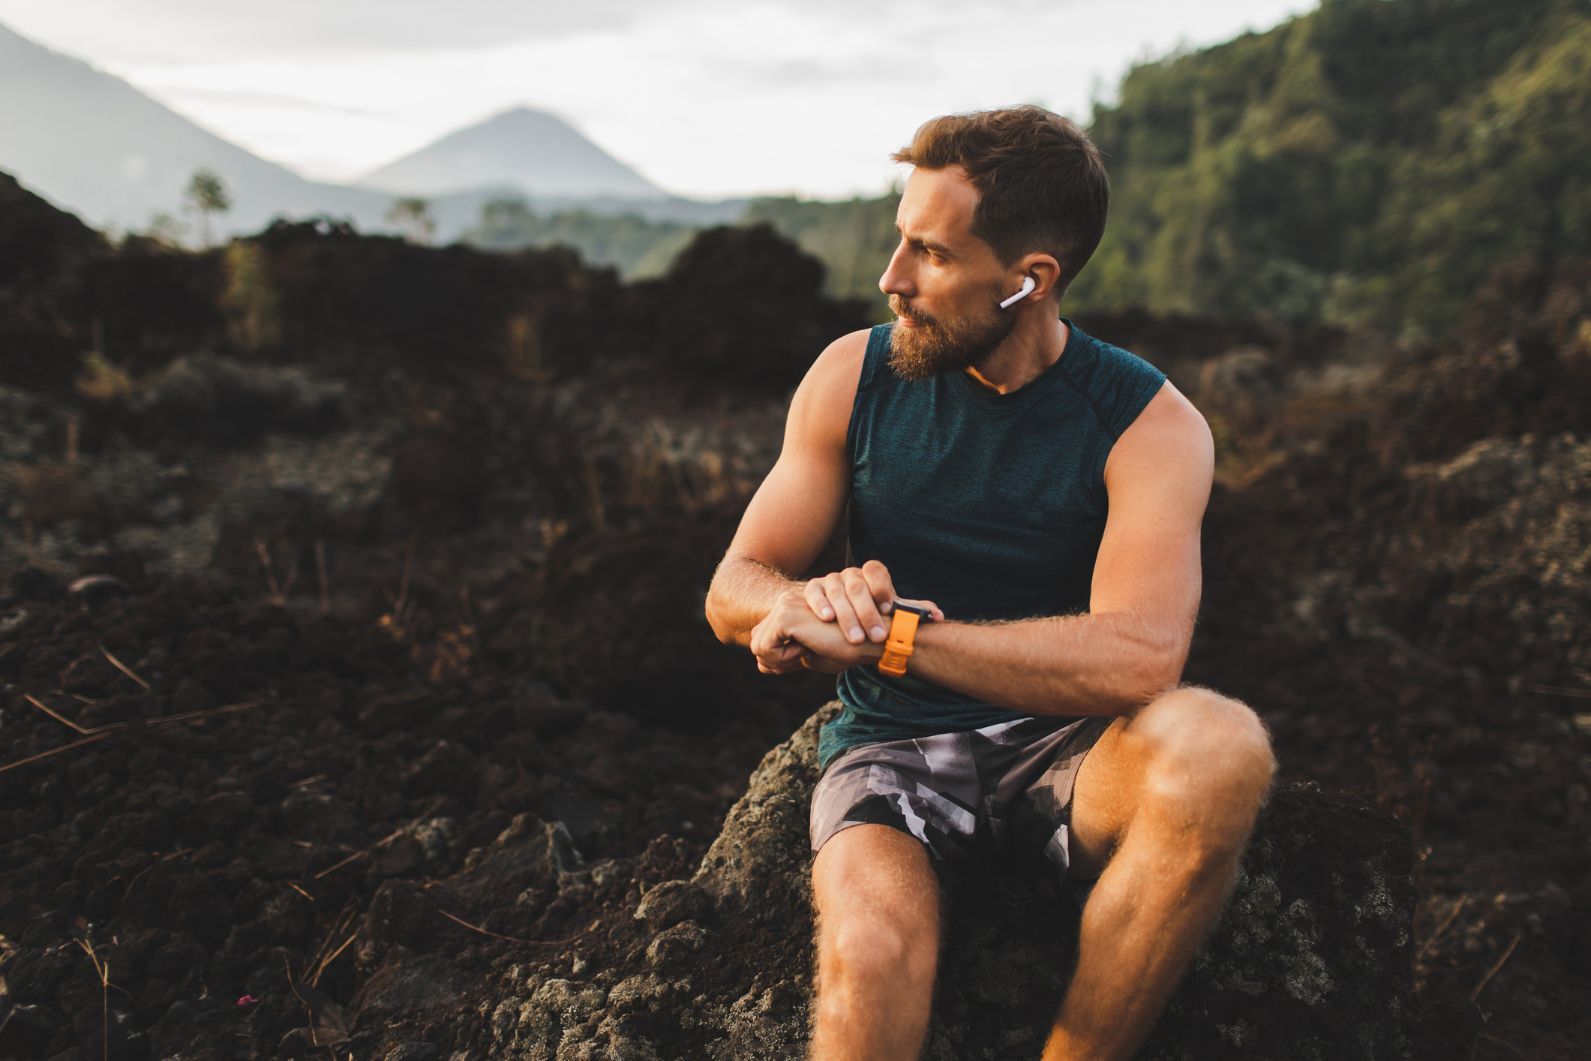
999, 275, 1037, 309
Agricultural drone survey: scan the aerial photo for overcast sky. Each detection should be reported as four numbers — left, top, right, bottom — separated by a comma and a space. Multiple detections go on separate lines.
0, 0, 1317, 199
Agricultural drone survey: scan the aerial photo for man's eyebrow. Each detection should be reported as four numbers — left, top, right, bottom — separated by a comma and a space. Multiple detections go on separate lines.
894, 222, 953, 256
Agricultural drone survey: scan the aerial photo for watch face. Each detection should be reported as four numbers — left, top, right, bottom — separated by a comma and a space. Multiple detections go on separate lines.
891, 602, 930, 619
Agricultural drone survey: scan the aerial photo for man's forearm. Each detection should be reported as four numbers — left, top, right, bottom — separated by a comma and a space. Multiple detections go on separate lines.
906, 612, 1188, 718
705, 557, 803, 648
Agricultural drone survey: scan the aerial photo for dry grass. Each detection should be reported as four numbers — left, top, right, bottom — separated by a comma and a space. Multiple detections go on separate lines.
73, 352, 134, 403
73, 938, 110, 1061
8, 460, 97, 527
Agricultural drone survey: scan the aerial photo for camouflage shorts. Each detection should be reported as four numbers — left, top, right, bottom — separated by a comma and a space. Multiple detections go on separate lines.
809, 712, 1113, 897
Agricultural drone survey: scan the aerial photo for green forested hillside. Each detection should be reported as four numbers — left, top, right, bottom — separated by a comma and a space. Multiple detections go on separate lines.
461, 197, 696, 278
466, 0, 1586, 340
1072, 0, 1590, 338
742, 194, 901, 316
757, 0, 1589, 339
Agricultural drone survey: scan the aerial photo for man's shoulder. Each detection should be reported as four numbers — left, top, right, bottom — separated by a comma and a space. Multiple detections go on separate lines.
787, 328, 875, 447
801, 327, 873, 405
1105, 380, 1214, 490
1059, 323, 1176, 442
1066, 323, 1163, 384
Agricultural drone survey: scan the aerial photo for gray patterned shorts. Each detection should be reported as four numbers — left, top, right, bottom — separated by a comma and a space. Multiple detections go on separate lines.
810, 712, 1113, 897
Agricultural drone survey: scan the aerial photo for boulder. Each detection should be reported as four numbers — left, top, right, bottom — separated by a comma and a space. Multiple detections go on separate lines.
487, 704, 1417, 1059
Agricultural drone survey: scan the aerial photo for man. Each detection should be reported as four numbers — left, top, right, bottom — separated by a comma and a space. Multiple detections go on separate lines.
703, 106, 1275, 1061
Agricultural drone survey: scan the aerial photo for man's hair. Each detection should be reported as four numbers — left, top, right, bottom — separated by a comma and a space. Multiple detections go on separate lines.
892, 106, 1109, 298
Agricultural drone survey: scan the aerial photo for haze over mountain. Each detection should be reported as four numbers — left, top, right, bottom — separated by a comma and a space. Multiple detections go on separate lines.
0, 20, 736, 242
0, 20, 390, 236
359, 106, 664, 200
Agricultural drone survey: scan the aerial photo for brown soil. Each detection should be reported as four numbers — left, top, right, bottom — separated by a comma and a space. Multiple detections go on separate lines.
1, 173, 1586, 1058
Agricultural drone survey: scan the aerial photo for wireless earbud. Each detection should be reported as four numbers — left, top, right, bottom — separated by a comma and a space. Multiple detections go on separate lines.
999, 275, 1037, 309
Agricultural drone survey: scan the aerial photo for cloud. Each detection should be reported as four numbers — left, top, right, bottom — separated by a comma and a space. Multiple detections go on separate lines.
0, 0, 665, 62
148, 86, 383, 115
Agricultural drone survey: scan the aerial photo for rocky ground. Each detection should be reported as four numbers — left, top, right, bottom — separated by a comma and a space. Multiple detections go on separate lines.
1, 171, 1587, 1058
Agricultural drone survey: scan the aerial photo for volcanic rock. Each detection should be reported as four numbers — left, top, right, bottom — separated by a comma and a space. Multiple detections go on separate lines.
485, 705, 1417, 1059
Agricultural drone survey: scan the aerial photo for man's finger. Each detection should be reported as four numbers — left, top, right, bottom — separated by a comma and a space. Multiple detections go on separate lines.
804, 579, 837, 622
820, 572, 867, 645
861, 560, 896, 609
842, 568, 887, 643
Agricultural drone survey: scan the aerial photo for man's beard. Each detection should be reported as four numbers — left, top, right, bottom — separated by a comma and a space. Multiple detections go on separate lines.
887, 294, 1017, 382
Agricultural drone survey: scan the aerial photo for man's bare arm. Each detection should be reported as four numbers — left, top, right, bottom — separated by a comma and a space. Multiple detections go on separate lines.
704, 331, 865, 650
797, 384, 1214, 715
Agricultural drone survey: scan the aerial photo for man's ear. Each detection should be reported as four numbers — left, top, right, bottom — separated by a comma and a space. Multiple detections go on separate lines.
1016, 253, 1064, 302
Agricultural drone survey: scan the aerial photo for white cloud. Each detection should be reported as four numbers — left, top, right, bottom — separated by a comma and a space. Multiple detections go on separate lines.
0, 0, 1320, 198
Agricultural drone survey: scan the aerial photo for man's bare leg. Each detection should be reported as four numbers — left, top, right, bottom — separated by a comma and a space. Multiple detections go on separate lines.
810, 824, 944, 1060
1042, 686, 1276, 1061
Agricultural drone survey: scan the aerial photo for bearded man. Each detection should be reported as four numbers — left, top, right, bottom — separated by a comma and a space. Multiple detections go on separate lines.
703, 105, 1275, 1060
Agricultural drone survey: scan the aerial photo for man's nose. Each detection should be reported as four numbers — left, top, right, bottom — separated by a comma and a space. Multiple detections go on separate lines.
879, 242, 914, 298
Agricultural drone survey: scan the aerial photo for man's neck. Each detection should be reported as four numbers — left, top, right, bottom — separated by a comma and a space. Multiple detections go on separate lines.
965, 316, 1071, 395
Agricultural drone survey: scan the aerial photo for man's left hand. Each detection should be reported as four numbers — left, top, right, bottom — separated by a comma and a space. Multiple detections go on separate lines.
750, 588, 885, 676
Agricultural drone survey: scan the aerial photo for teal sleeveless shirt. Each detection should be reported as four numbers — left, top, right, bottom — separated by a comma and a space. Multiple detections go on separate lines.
817, 319, 1169, 772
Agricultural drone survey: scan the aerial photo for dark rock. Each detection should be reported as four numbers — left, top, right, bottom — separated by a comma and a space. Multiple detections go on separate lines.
364, 880, 438, 952
402, 739, 475, 798
645, 921, 707, 968
634, 879, 712, 932
66, 573, 130, 600
129, 353, 346, 446
537, 787, 610, 849
482, 706, 1417, 1059
0, 1003, 64, 1056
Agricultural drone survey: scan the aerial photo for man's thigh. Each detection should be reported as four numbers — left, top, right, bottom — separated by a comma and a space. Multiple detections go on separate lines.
1065, 685, 1267, 879
812, 823, 947, 947
1063, 715, 1143, 879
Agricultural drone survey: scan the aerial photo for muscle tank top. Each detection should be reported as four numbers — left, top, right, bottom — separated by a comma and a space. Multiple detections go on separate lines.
817, 319, 1169, 772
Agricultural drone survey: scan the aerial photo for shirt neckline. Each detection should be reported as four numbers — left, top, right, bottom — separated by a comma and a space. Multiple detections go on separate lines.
945, 317, 1084, 408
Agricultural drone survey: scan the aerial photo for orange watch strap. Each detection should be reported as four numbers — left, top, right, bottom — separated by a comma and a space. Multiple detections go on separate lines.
877, 604, 925, 676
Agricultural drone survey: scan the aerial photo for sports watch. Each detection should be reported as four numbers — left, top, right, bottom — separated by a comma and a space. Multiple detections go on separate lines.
877, 602, 931, 677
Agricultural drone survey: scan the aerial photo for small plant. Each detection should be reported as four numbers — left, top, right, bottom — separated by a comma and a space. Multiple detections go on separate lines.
221, 241, 282, 352
74, 352, 134, 403
184, 168, 232, 249
386, 196, 436, 245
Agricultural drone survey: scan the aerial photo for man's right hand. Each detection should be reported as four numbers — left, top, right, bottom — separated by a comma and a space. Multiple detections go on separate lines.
804, 559, 943, 646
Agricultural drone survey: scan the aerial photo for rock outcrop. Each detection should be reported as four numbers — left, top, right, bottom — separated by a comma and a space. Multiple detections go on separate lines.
484, 705, 1416, 1059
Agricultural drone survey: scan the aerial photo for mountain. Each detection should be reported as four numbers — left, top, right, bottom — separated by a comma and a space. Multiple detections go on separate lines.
0, 22, 727, 244
0, 20, 407, 239
357, 106, 664, 201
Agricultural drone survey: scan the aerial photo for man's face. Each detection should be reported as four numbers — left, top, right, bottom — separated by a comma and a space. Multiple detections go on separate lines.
879, 165, 1015, 381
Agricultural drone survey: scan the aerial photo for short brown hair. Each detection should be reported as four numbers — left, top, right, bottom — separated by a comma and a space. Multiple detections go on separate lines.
893, 106, 1109, 297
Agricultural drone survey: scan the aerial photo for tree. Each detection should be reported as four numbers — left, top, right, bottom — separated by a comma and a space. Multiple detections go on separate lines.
386, 196, 436, 245
142, 210, 188, 250
184, 168, 232, 249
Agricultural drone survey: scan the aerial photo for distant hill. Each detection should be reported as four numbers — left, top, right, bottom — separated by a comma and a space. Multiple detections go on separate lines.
0, 20, 403, 239
0, 21, 739, 247
359, 107, 664, 201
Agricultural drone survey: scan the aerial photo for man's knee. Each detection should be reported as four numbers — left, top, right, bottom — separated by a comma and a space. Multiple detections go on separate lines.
813, 826, 942, 990
1131, 686, 1276, 839
820, 915, 938, 989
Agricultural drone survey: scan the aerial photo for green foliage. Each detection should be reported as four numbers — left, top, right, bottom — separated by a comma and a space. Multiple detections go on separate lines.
460, 0, 1583, 341
1073, 0, 1590, 339
386, 196, 436, 245
220, 240, 281, 352
742, 194, 901, 319
462, 197, 693, 278
183, 167, 231, 249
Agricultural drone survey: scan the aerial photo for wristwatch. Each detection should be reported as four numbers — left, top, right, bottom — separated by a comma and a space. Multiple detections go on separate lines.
877, 602, 930, 677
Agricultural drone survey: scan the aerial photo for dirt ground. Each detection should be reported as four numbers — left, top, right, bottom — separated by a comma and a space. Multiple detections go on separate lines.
1, 175, 1587, 1058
